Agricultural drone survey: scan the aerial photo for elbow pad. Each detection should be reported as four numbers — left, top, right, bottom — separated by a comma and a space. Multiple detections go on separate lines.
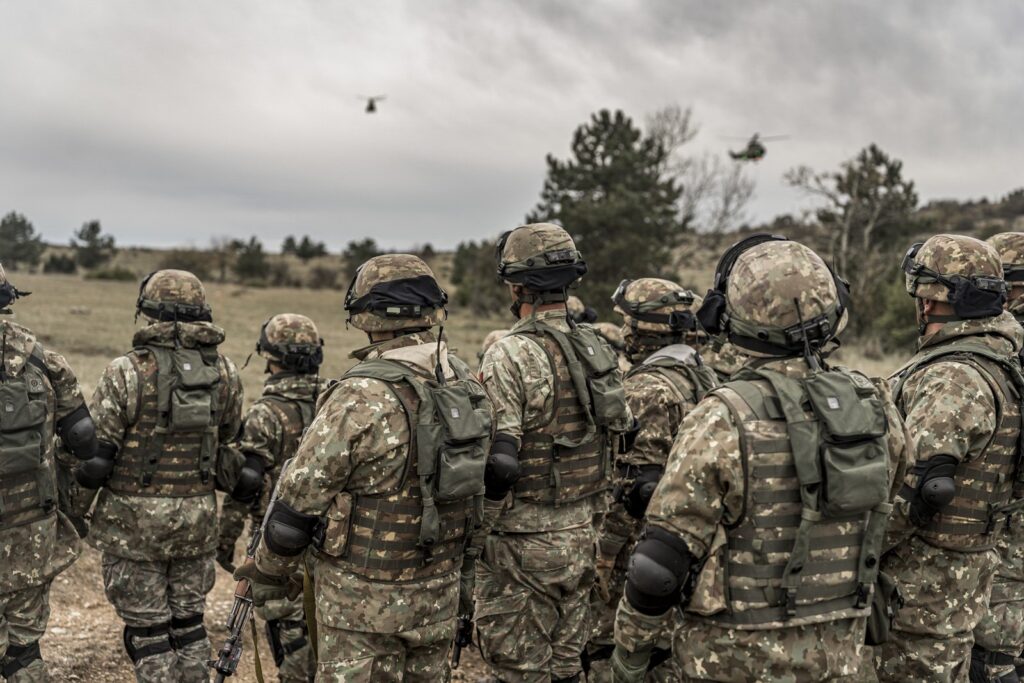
57, 405, 99, 461
264, 500, 320, 557
909, 454, 958, 528
622, 466, 663, 520
75, 441, 118, 489
484, 433, 521, 501
230, 454, 265, 504
624, 526, 694, 616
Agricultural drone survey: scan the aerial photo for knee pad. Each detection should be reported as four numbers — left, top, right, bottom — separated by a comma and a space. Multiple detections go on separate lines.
123, 623, 172, 664
1, 641, 41, 679
170, 613, 207, 650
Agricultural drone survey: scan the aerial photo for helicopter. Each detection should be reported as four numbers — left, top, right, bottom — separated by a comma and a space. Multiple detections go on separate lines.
360, 95, 387, 113
727, 133, 789, 162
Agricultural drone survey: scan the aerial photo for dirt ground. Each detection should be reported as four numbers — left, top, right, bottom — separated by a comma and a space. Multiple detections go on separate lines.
42, 541, 491, 682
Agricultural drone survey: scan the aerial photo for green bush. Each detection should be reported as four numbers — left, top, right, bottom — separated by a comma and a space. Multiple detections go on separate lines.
85, 267, 136, 282
43, 253, 77, 274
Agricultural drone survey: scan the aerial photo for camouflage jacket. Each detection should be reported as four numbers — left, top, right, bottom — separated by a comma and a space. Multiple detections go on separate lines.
87, 321, 244, 561
887, 312, 1023, 552
479, 309, 632, 533
647, 357, 910, 613
0, 319, 84, 593
255, 332, 488, 634
702, 340, 747, 382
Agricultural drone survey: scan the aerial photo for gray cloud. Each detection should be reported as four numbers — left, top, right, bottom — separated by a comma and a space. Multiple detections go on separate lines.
1, 0, 1021, 250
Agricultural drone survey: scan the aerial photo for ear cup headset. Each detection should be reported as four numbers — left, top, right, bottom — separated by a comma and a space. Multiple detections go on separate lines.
695, 233, 850, 356
901, 242, 1007, 325
0, 282, 28, 310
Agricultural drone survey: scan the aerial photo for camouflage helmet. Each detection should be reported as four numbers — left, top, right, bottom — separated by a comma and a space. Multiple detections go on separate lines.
136, 269, 211, 322
257, 313, 324, 373
345, 254, 448, 332
0, 262, 29, 311
613, 277, 705, 343
566, 294, 597, 324
496, 224, 587, 303
697, 235, 848, 356
594, 322, 625, 351
987, 232, 1024, 285
902, 234, 1005, 319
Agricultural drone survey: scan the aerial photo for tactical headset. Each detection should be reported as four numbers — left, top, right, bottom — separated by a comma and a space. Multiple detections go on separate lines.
0, 281, 28, 311
902, 242, 1006, 321
696, 233, 850, 356
343, 267, 448, 322
255, 319, 324, 374
135, 271, 213, 323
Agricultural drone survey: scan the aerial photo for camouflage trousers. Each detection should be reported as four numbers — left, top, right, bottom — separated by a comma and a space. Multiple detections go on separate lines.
875, 536, 1000, 683
101, 552, 215, 683
215, 497, 250, 572
0, 583, 50, 683
476, 525, 597, 682
973, 579, 1024, 681
257, 595, 315, 683
671, 615, 869, 682
315, 619, 453, 682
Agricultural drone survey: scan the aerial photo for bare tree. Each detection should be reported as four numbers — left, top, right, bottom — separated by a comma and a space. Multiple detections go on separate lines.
646, 105, 755, 233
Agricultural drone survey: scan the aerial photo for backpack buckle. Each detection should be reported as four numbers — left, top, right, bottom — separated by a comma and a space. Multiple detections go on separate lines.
784, 587, 798, 618
855, 582, 870, 609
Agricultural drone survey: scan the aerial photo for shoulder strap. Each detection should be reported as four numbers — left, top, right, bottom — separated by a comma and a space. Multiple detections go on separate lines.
893, 342, 1024, 406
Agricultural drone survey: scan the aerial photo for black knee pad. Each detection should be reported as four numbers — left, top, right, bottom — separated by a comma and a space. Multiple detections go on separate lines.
1, 641, 41, 679
123, 623, 172, 664
170, 613, 207, 650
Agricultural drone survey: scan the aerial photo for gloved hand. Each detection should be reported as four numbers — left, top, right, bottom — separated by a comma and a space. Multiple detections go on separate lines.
216, 543, 236, 573
232, 560, 302, 607
909, 455, 958, 528
230, 455, 265, 504
623, 468, 662, 520
610, 644, 650, 683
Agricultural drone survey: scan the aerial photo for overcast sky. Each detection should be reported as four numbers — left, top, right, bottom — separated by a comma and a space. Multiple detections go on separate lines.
1, 1, 1021, 251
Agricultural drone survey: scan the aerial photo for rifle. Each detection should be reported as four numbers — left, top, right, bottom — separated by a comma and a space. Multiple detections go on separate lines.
210, 458, 293, 682
451, 616, 473, 669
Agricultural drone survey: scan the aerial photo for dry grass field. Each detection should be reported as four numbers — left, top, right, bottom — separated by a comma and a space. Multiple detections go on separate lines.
8, 271, 901, 681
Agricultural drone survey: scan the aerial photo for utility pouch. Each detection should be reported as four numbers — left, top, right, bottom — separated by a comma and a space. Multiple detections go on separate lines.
426, 380, 491, 503
565, 326, 628, 427
315, 493, 353, 558
865, 570, 903, 646
804, 371, 889, 518
0, 380, 46, 463
168, 349, 219, 431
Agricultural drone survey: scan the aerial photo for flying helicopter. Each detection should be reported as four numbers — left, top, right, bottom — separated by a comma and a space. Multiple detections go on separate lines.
360, 95, 387, 113
726, 133, 789, 162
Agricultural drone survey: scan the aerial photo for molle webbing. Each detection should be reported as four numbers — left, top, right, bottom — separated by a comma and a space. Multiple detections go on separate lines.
321, 381, 472, 582
625, 357, 716, 406
0, 346, 57, 530
708, 381, 875, 629
108, 347, 220, 497
895, 345, 1023, 549
515, 331, 605, 506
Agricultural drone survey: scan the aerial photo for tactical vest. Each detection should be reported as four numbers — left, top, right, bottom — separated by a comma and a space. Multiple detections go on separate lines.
316, 355, 490, 583
261, 394, 316, 468
108, 345, 222, 497
624, 354, 718, 407
893, 342, 1024, 551
0, 346, 57, 530
703, 366, 892, 629
512, 321, 627, 506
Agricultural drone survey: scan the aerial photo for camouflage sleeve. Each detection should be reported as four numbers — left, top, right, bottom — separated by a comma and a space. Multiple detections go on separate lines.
238, 402, 282, 469
645, 396, 744, 558
88, 356, 138, 449
42, 348, 85, 421
622, 373, 687, 468
217, 355, 244, 444
876, 379, 913, 502
480, 335, 554, 440
899, 360, 998, 463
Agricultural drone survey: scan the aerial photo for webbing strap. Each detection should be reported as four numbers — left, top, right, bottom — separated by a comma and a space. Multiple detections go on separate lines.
703, 594, 865, 627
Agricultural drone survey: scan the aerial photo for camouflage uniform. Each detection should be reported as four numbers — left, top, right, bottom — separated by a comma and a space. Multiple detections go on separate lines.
217, 314, 323, 683
478, 329, 510, 372
968, 233, 1024, 683
249, 255, 491, 682
0, 266, 86, 682
613, 238, 911, 683
878, 235, 1022, 683
700, 339, 746, 382
477, 224, 632, 682
589, 278, 716, 683
84, 270, 244, 683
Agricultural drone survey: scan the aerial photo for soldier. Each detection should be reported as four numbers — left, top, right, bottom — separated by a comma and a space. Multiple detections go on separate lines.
476, 223, 632, 683
478, 329, 510, 371
700, 338, 746, 382
236, 254, 492, 681
75, 269, 249, 683
878, 234, 1023, 683
610, 235, 910, 682
216, 314, 324, 683
0, 264, 96, 681
588, 278, 717, 682
566, 296, 599, 325
968, 232, 1024, 683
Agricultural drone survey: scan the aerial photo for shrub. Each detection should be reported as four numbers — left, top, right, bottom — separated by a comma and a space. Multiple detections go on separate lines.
307, 265, 340, 290
158, 249, 213, 281
43, 253, 77, 274
85, 267, 137, 282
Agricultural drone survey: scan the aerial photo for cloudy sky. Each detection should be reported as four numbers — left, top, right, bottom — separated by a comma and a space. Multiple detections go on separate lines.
1, 1, 1021, 250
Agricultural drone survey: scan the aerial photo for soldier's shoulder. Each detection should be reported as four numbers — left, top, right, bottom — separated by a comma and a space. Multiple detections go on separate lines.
485, 330, 541, 361
0, 319, 38, 351
625, 367, 684, 400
